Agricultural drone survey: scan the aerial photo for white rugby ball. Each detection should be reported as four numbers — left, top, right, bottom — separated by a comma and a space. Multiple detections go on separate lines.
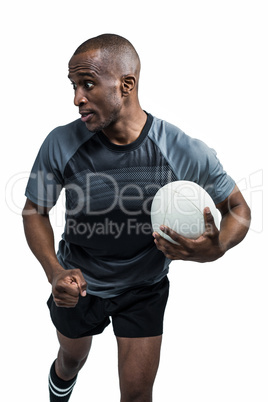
151, 181, 220, 243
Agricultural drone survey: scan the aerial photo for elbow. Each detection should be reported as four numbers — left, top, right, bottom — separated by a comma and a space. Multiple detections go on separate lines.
238, 202, 251, 242
241, 197, 251, 230
245, 203, 251, 231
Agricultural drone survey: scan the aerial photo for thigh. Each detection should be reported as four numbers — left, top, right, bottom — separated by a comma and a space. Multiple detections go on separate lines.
117, 336, 162, 396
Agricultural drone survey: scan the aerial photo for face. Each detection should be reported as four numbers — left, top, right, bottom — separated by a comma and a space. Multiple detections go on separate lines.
68, 49, 123, 133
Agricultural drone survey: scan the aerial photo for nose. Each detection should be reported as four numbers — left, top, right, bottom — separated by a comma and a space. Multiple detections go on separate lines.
74, 88, 88, 107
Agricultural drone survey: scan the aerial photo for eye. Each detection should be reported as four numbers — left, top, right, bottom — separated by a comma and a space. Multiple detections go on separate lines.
70, 82, 77, 90
84, 81, 94, 90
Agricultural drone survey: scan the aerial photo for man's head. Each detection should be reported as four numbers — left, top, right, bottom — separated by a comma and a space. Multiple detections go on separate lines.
73, 34, 141, 79
68, 34, 141, 133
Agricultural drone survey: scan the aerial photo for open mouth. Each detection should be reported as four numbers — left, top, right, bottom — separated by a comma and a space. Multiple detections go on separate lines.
80, 112, 94, 123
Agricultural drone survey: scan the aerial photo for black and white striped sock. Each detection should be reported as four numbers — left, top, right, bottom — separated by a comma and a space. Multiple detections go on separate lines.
49, 361, 77, 402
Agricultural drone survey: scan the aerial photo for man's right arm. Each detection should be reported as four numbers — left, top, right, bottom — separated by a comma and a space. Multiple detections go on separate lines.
22, 198, 87, 307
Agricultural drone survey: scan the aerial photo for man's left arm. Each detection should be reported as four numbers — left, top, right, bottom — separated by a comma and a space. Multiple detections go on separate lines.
153, 185, 251, 263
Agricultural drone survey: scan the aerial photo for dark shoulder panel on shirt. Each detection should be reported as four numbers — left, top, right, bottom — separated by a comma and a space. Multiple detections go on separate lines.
44, 119, 94, 178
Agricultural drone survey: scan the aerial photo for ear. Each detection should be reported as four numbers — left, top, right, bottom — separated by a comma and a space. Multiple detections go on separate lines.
121, 75, 137, 97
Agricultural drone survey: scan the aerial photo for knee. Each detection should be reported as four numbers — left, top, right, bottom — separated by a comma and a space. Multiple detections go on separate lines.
55, 332, 92, 380
61, 353, 88, 371
57, 350, 89, 380
120, 378, 153, 402
121, 390, 152, 402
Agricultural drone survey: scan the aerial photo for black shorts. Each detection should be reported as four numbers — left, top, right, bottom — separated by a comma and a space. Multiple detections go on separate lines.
47, 276, 169, 339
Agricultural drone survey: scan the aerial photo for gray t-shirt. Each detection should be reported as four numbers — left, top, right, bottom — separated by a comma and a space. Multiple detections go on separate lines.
25, 113, 235, 298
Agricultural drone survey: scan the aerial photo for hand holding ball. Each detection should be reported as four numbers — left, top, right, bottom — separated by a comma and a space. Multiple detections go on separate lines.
151, 181, 220, 244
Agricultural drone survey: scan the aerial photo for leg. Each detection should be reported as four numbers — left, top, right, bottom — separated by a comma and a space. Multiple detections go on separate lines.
117, 336, 162, 402
55, 330, 93, 381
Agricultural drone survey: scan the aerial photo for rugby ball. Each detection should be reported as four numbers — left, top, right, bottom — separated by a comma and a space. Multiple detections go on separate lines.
151, 181, 220, 244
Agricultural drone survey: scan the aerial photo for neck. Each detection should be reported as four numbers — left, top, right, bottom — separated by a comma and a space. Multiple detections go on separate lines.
102, 106, 147, 145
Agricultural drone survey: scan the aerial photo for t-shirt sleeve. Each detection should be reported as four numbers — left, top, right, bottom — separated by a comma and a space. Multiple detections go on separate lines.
149, 119, 236, 205
25, 130, 64, 208
189, 139, 236, 204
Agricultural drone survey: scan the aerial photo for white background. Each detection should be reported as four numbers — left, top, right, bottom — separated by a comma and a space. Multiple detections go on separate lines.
2, 0, 267, 401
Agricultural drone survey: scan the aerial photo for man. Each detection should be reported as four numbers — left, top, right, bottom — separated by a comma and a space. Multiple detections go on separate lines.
22, 34, 250, 402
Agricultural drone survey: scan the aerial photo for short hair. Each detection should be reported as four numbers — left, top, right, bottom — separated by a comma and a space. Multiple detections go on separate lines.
73, 33, 141, 76
74, 33, 138, 58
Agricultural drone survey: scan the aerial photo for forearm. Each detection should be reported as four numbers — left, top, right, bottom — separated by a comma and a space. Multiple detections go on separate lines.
22, 201, 64, 283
